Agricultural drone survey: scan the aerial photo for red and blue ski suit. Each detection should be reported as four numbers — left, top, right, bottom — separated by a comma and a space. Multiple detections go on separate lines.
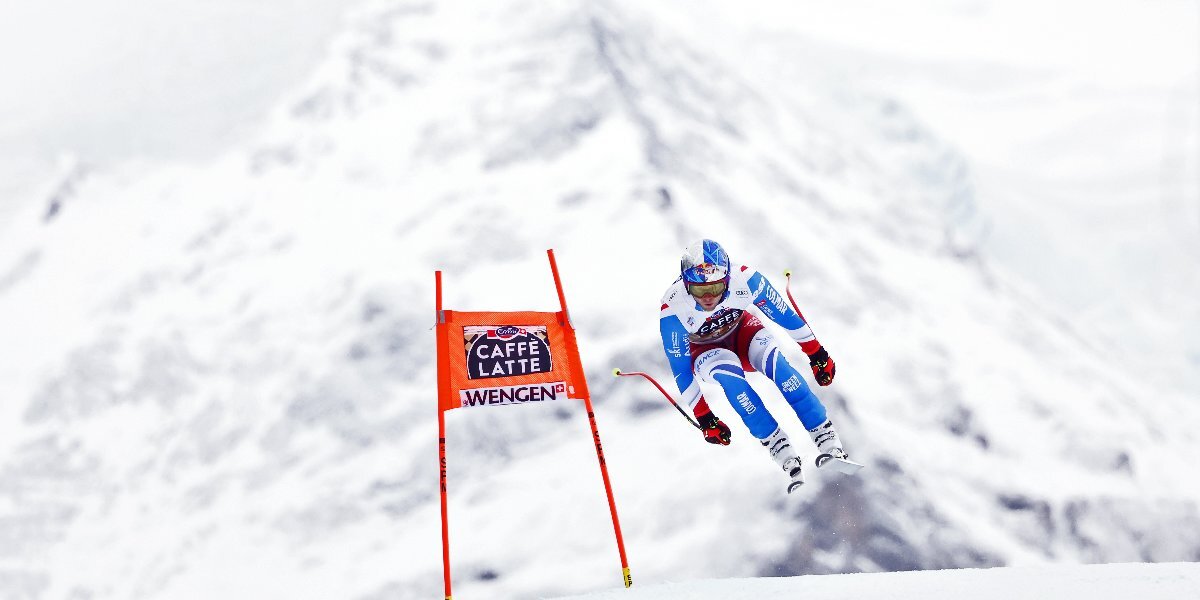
659, 265, 828, 440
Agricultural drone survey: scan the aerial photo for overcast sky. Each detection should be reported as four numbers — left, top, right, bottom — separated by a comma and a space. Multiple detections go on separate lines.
0, 0, 358, 221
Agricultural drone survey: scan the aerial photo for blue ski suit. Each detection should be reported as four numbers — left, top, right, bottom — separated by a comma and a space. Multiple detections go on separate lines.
659, 264, 828, 440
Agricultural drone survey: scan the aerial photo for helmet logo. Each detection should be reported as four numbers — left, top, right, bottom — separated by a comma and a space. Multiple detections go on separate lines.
681, 239, 731, 284
684, 262, 729, 283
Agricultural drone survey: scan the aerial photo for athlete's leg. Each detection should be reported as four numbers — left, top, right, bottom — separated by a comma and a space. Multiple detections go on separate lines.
694, 348, 776, 439
746, 330, 827, 429
696, 347, 805, 490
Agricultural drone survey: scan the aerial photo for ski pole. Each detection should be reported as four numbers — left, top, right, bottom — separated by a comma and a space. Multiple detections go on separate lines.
782, 270, 812, 328
611, 368, 701, 429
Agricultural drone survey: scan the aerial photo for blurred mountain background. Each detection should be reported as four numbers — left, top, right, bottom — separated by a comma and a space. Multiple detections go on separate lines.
0, 1, 1197, 598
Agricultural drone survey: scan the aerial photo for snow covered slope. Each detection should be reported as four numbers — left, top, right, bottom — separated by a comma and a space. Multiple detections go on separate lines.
0, 1, 1197, 599
566, 562, 1200, 600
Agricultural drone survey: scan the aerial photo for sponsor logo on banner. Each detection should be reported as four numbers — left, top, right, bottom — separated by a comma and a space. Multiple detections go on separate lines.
464, 325, 553, 380
459, 382, 568, 407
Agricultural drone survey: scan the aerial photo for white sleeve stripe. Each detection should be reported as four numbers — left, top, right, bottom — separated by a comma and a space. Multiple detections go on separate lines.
787, 325, 816, 343
682, 381, 702, 410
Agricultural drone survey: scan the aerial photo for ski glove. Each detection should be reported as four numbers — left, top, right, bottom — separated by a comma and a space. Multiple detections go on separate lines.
805, 345, 836, 386
697, 410, 732, 446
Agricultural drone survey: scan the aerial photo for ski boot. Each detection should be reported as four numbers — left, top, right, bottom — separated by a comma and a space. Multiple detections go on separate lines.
808, 419, 864, 475
761, 427, 806, 493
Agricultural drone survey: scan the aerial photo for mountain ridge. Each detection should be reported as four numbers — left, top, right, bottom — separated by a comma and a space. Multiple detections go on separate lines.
0, 1, 1197, 599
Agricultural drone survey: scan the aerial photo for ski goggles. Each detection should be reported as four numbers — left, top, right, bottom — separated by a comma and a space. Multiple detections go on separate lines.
687, 280, 727, 298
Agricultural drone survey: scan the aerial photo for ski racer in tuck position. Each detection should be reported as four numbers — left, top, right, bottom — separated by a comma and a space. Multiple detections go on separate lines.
659, 239, 860, 493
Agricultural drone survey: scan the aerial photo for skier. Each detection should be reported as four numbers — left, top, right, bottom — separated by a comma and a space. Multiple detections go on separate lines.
659, 239, 857, 493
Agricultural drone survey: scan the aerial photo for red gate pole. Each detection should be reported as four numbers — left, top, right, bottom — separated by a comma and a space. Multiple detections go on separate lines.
435, 270, 453, 600
546, 249, 632, 588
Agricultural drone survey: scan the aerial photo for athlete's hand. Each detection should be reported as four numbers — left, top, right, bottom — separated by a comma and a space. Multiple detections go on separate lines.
697, 410, 732, 445
806, 346, 836, 386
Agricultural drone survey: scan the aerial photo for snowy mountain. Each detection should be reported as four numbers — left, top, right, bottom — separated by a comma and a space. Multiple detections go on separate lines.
0, 1, 1197, 599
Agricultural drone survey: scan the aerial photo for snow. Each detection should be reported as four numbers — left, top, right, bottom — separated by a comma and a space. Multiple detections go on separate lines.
566, 562, 1200, 600
0, 0, 1197, 599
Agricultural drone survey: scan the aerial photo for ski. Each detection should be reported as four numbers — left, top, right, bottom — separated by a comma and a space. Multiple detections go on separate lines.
815, 453, 865, 475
